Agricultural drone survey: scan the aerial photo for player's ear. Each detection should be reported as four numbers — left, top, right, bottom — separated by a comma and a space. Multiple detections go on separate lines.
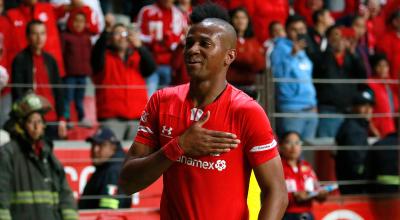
224, 49, 236, 66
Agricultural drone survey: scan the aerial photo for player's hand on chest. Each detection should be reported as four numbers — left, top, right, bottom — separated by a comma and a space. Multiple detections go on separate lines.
159, 110, 240, 158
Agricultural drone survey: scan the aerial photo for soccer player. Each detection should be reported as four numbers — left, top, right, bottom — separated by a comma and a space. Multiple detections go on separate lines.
119, 3, 288, 220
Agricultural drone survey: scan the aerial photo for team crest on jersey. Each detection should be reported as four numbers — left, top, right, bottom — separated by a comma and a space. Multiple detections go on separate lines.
190, 108, 204, 121
161, 125, 173, 138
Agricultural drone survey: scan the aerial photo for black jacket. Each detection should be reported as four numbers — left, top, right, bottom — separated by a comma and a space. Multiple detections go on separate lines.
314, 48, 366, 112
366, 132, 400, 193
335, 118, 370, 194
79, 148, 131, 209
11, 48, 64, 119
0, 138, 77, 220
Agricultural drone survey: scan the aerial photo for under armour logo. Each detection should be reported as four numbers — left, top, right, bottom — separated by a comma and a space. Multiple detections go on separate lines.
161, 125, 173, 137
190, 108, 204, 121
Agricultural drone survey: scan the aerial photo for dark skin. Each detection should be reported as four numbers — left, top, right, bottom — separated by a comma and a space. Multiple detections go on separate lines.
119, 19, 287, 220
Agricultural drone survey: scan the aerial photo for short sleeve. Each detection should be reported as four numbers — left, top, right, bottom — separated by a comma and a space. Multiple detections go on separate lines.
241, 102, 279, 168
134, 92, 160, 148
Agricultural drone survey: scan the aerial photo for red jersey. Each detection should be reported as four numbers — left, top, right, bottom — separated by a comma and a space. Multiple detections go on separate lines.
282, 159, 319, 213
135, 83, 278, 220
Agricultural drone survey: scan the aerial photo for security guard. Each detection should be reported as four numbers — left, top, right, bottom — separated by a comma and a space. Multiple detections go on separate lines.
335, 88, 375, 194
0, 91, 78, 220
79, 127, 131, 209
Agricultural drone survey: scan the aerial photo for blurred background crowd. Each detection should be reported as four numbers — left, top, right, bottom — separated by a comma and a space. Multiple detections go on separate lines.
0, 0, 399, 211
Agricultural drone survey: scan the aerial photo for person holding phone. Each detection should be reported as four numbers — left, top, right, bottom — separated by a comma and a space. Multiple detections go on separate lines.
270, 14, 318, 141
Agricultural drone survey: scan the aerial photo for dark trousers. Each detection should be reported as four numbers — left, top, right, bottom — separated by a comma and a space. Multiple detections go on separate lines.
63, 76, 86, 121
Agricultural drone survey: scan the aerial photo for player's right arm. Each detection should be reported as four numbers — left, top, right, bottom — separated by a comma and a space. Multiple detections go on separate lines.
119, 93, 240, 195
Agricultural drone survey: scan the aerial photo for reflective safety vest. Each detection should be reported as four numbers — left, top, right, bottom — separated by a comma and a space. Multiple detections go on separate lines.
0, 139, 78, 220
377, 175, 400, 185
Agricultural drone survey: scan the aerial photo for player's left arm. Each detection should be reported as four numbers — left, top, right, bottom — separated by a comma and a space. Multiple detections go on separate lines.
254, 157, 288, 220
241, 102, 288, 220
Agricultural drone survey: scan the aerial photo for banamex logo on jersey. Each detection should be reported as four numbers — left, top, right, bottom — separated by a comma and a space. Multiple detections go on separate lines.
177, 155, 227, 171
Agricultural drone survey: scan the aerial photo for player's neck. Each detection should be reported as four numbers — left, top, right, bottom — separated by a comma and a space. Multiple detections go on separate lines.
189, 79, 227, 108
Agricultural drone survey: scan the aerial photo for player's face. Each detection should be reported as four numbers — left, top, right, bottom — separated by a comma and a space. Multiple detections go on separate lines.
91, 141, 116, 166
280, 133, 302, 161
28, 24, 47, 51
24, 112, 45, 141
184, 22, 229, 80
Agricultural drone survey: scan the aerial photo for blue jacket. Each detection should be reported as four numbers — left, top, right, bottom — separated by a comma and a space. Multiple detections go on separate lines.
271, 38, 317, 111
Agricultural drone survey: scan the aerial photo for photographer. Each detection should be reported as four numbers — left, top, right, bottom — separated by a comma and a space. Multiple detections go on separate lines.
271, 14, 318, 141
91, 14, 157, 140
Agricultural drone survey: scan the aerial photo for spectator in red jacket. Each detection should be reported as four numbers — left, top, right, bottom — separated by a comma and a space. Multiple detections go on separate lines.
376, 10, 400, 79
61, 12, 94, 128
137, 0, 187, 97
280, 131, 328, 220
57, 0, 99, 35
0, 0, 14, 128
6, 0, 65, 77
91, 15, 157, 140
368, 53, 399, 138
227, 7, 265, 100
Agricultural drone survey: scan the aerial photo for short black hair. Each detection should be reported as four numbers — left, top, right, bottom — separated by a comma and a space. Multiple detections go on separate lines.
229, 7, 254, 38
285, 14, 306, 30
26, 20, 45, 36
325, 24, 341, 38
190, 2, 230, 24
369, 53, 388, 69
312, 8, 328, 24
279, 131, 301, 143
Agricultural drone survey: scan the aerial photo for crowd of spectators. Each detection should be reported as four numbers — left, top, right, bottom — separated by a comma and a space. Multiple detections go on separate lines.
0, 0, 400, 196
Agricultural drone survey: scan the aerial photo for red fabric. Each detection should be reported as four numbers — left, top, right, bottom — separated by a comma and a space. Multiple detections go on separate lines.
293, 0, 317, 26
137, 3, 187, 65
33, 54, 57, 122
241, 0, 289, 43
162, 137, 184, 161
7, 3, 65, 77
170, 44, 189, 85
194, 0, 289, 43
282, 159, 319, 214
0, 15, 14, 95
376, 31, 400, 78
365, 1, 400, 52
227, 37, 265, 85
135, 83, 278, 219
58, 5, 99, 35
334, 53, 345, 67
61, 32, 92, 76
368, 77, 399, 137
94, 50, 148, 120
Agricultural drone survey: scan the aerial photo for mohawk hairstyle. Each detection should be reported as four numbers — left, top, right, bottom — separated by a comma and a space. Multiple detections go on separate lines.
189, 2, 230, 24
